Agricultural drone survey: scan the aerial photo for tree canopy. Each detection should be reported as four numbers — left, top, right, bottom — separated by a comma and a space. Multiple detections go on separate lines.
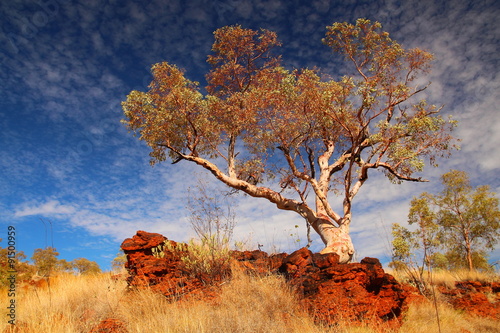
72, 258, 102, 275
122, 19, 457, 262
392, 170, 500, 271
31, 247, 60, 277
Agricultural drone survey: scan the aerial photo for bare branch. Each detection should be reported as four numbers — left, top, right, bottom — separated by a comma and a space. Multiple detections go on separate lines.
370, 162, 429, 182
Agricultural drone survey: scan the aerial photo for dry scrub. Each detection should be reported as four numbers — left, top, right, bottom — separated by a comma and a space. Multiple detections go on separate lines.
1, 269, 498, 333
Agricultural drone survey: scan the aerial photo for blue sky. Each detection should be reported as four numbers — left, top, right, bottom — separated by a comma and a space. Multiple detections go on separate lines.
1, 0, 499, 271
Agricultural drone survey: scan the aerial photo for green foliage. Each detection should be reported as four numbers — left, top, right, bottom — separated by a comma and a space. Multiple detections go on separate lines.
0, 239, 35, 287
1, 242, 102, 284
31, 247, 60, 277
57, 259, 74, 272
151, 241, 170, 259
153, 239, 231, 282
390, 223, 433, 295
180, 237, 232, 281
391, 170, 500, 273
71, 258, 102, 275
391, 223, 416, 263
434, 170, 500, 271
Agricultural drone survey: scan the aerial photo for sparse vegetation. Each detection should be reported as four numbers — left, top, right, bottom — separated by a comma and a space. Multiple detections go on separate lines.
390, 267, 500, 290
31, 247, 60, 277
0, 240, 35, 287
111, 250, 127, 272
1, 268, 498, 333
71, 258, 102, 275
0, 242, 102, 282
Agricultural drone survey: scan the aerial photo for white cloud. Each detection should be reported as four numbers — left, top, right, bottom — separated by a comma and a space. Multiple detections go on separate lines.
15, 200, 77, 217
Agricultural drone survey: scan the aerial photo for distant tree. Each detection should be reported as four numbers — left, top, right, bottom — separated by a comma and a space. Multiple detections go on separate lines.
122, 19, 457, 262
391, 223, 428, 293
0, 240, 35, 286
391, 198, 442, 293
71, 258, 101, 275
31, 247, 59, 277
392, 170, 500, 271
57, 259, 74, 272
391, 196, 440, 270
433, 170, 500, 270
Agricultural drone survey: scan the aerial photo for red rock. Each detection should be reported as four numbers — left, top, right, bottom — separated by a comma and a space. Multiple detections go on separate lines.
435, 280, 500, 319
121, 230, 166, 252
451, 292, 499, 319
121, 231, 217, 300
231, 250, 286, 275
279, 251, 406, 329
89, 318, 128, 333
312, 252, 340, 268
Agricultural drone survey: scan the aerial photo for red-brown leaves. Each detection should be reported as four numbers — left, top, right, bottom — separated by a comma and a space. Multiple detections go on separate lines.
207, 25, 281, 97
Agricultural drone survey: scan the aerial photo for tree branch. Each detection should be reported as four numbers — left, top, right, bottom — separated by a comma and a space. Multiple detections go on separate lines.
369, 162, 429, 182
278, 145, 342, 223
168, 146, 319, 223
228, 134, 237, 178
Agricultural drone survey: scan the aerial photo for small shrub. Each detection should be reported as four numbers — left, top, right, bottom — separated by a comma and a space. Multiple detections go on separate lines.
181, 237, 232, 281
152, 238, 232, 282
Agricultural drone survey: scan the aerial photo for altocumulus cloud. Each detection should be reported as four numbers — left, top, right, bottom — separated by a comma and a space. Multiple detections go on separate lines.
14, 200, 77, 218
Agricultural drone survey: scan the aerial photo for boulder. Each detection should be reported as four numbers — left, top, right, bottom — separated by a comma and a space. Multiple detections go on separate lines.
231, 249, 287, 275
279, 248, 406, 329
122, 231, 206, 299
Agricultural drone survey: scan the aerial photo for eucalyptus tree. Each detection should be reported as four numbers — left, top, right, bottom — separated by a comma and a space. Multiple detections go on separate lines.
433, 170, 500, 270
122, 19, 457, 262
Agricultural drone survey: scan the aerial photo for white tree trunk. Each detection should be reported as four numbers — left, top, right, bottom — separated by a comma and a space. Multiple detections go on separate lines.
310, 217, 355, 263
179, 153, 356, 263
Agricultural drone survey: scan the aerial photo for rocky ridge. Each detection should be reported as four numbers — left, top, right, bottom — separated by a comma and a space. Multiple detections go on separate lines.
121, 230, 408, 329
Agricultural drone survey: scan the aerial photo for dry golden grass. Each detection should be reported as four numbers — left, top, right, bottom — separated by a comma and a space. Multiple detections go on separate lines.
389, 268, 500, 289
0, 269, 498, 333
399, 300, 500, 333
0, 273, 127, 332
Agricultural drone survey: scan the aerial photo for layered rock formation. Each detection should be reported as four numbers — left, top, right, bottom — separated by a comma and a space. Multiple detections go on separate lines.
121, 231, 408, 328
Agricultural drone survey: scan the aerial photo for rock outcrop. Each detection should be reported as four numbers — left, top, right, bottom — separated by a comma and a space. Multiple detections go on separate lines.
121, 231, 408, 328
121, 230, 208, 300
278, 248, 406, 328
439, 281, 500, 319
